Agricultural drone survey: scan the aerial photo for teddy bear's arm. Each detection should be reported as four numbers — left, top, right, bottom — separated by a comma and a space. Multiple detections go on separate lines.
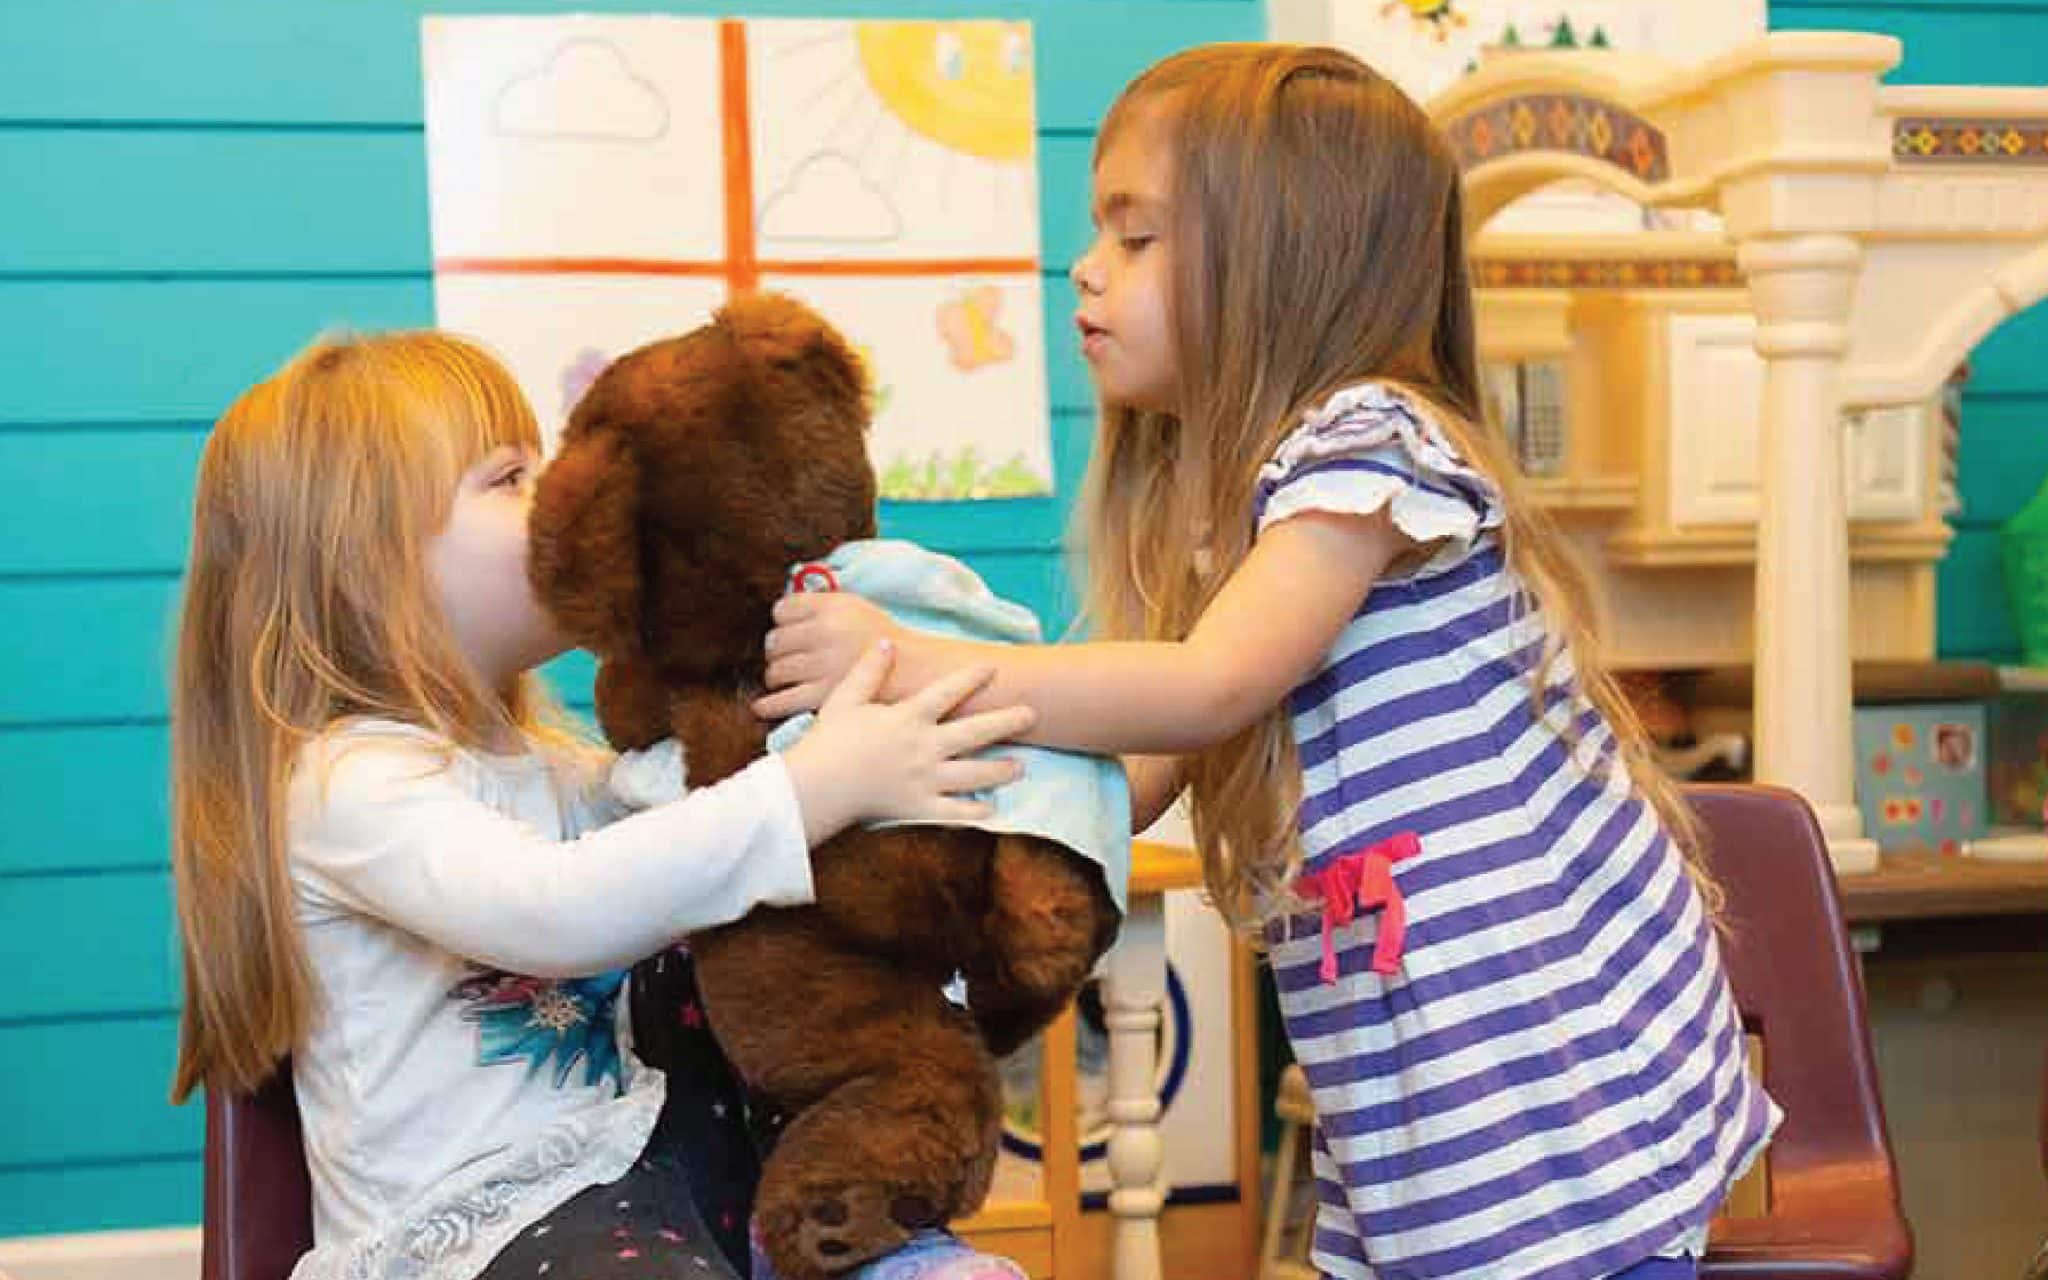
671, 689, 772, 790
593, 655, 679, 752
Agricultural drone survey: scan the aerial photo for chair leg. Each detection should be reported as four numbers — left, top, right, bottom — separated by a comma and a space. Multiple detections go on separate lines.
1259, 1116, 1302, 1273
1261, 1064, 1324, 1280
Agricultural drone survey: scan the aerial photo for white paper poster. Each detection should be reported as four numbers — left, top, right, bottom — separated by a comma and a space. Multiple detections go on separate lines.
424, 16, 1054, 500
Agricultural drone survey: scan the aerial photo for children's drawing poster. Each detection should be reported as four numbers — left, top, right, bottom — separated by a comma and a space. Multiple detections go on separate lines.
423, 16, 1054, 500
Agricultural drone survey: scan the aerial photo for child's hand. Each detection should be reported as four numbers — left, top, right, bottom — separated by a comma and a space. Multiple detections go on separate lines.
755, 591, 904, 719
780, 640, 1034, 846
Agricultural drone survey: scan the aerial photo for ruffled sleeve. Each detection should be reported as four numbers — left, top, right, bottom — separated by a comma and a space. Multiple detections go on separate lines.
1254, 383, 1504, 573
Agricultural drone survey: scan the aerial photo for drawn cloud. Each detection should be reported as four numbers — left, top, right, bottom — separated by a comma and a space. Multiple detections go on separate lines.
494, 40, 669, 143
760, 153, 903, 243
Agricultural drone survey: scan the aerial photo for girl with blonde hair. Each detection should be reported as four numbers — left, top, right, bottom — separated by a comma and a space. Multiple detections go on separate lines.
170, 331, 1034, 1280
759, 44, 1778, 1280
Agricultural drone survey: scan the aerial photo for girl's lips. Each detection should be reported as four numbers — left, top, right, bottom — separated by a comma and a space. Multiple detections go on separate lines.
1076, 317, 1109, 357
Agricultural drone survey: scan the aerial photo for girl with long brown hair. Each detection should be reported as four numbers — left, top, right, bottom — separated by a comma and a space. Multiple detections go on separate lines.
759, 44, 1778, 1280
169, 330, 1034, 1280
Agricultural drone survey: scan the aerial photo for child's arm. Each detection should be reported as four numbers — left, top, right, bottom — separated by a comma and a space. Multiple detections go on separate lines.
1125, 754, 1185, 834
756, 508, 1410, 756
297, 648, 1032, 978
296, 743, 813, 978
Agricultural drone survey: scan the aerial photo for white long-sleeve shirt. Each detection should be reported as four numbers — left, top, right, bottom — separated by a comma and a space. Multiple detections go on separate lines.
284, 720, 811, 1280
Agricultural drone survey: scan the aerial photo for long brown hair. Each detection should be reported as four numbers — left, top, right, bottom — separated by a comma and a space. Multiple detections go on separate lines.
1078, 44, 1710, 931
170, 332, 565, 1101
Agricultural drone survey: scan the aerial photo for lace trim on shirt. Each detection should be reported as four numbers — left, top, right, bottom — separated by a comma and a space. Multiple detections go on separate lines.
289, 1076, 664, 1280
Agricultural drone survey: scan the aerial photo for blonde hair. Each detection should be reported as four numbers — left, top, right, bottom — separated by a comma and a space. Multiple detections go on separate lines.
1078, 44, 1712, 932
170, 331, 565, 1101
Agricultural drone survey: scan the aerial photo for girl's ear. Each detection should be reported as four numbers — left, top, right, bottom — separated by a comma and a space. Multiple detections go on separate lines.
528, 427, 644, 659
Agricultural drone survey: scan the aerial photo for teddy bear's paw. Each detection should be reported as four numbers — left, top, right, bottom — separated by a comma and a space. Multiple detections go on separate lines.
770, 1182, 915, 1278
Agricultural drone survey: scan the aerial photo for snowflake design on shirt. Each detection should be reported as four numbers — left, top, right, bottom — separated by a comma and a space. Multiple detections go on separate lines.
448, 966, 627, 1091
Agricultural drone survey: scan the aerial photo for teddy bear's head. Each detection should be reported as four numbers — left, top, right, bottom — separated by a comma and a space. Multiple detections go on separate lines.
529, 293, 876, 682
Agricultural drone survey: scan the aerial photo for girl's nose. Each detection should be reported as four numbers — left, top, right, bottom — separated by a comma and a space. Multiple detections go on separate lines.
1070, 252, 1104, 296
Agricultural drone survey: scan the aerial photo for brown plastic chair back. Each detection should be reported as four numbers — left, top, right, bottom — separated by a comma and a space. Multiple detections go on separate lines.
202, 1063, 314, 1280
1689, 784, 1912, 1280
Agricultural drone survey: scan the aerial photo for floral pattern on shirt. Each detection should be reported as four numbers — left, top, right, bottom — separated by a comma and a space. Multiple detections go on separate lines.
449, 967, 626, 1092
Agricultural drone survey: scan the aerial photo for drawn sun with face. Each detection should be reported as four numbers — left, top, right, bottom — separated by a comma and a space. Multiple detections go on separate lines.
854, 22, 1034, 163
757, 19, 1038, 239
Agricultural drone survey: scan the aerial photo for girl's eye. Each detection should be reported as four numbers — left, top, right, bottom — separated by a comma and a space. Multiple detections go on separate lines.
1121, 234, 1155, 252
492, 465, 527, 490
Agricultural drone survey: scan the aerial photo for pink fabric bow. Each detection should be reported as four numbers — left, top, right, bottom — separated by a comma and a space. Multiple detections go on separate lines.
1296, 831, 1422, 983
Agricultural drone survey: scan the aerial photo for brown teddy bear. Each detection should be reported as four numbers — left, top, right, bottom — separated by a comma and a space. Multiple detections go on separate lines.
527, 293, 1122, 1279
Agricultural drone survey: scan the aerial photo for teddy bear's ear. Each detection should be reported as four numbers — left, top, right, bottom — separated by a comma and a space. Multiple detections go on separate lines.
716, 292, 870, 419
529, 427, 644, 660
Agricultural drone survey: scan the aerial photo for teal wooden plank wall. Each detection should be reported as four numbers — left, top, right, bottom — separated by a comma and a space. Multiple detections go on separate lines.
5, 0, 2040, 1241
1773, 0, 2048, 660
0, 0, 1263, 1238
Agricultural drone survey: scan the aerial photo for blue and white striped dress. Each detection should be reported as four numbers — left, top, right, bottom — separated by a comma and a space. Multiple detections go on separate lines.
1257, 383, 1779, 1280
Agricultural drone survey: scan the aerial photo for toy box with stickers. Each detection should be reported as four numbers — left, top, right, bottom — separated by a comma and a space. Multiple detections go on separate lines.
1852, 702, 1989, 854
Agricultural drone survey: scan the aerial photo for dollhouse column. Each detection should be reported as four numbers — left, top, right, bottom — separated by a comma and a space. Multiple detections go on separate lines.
1738, 233, 1882, 874
1101, 900, 1168, 1280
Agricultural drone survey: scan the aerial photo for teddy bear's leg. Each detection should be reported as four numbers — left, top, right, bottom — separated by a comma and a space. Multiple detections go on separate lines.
964, 836, 1122, 1059
753, 1015, 1001, 1280
694, 919, 1004, 1280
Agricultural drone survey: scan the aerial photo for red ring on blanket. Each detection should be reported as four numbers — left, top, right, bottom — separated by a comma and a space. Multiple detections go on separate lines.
789, 563, 840, 594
